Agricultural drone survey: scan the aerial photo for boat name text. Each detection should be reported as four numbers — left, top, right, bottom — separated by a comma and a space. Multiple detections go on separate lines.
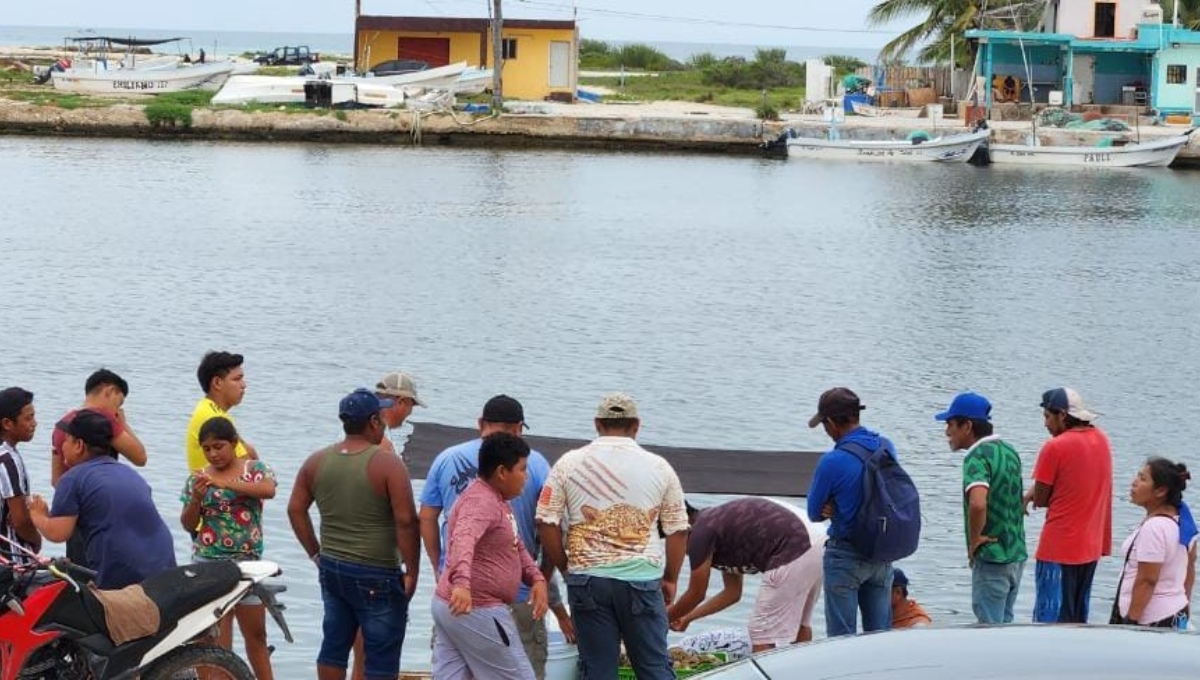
112, 80, 171, 91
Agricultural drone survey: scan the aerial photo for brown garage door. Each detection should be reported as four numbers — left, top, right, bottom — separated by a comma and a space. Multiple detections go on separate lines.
398, 38, 451, 66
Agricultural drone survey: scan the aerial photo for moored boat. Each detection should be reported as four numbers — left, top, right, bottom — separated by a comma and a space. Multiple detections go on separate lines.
987, 131, 1194, 167
784, 128, 990, 163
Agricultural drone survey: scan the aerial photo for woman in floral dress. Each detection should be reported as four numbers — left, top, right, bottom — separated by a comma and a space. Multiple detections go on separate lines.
181, 416, 277, 680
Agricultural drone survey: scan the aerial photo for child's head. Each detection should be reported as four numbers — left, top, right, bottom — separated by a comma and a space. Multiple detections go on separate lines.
198, 416, 239, 468
478, 431, 530, 500
0, 387, 36, 444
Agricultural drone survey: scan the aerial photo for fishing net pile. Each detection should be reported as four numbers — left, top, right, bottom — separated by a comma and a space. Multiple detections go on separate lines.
1036, 107, 1132, 131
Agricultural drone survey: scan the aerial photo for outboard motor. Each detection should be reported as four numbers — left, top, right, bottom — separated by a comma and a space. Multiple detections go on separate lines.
761, 128, 794, 159
968, 118, 991, 166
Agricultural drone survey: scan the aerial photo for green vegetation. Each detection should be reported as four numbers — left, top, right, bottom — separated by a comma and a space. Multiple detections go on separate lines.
255, 66, 297, 77
334, 109, 348, 122
867, 0, 1040, 65
756, 101, 780, 121
142, 91, 214, 128
1165, 0, 1200, 29
1, 90, 100, 109
582, 70, 804, 110
580, 40, 684, 71
144, 100, 192, 128
581, 47, 807, 110
822, 54, 869, 79
700, 49, 804, 89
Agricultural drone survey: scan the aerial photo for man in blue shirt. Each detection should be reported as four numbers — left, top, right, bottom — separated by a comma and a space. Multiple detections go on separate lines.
419, 395, 573, 679
29, 409, 176, 589
806, 387, 894, 637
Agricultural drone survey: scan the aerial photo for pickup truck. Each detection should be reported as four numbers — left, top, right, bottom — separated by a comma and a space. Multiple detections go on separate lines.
253, 46, 319, 66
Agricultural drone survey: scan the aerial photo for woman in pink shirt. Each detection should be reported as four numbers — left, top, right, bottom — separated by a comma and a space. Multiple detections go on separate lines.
432, 432, 548, 679
1114, 457, 1197, 628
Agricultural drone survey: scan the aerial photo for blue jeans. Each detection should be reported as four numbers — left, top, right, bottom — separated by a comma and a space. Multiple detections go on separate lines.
565, 573, 674, 680
316, 555, 408, 680
823, 542, 892, 637
972, 560, 1024, 624
1033, 560, 1096, 623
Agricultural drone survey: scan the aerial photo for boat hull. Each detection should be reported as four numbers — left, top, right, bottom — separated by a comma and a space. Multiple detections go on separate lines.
51, 62, 235, 93
212, 76, 407, 108
988, 135, 1190, 167
786, 129, 988, 163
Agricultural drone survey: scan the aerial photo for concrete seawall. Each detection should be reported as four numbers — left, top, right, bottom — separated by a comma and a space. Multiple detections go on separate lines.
2, 99, 1198, 165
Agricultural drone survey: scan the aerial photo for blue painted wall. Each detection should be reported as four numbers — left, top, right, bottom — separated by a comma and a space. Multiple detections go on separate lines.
1154, 46, 1200, 113
1093, 52, 1152, 104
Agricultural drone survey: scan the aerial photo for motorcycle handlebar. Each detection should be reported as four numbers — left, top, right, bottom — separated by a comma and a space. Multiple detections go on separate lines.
49, 558, 98, 581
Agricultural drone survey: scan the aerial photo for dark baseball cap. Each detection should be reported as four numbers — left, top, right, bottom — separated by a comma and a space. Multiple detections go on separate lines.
807, 387, 865, 428
481, 394, 528, 430
55, 409, 114, 449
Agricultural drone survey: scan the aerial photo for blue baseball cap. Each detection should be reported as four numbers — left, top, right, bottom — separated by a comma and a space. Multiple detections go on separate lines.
934, 392, 992, 422
892, 568, 909, 588
339, 388, 393, 422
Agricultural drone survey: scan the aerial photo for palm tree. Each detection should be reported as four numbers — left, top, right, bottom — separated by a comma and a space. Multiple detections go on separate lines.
1164, 0, 1200, 28
867, 0, 1043, 66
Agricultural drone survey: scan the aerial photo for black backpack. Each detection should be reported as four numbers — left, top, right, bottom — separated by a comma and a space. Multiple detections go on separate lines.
839, 438, 921, 563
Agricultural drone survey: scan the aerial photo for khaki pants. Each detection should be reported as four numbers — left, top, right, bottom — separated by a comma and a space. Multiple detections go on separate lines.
509, 602, 548, 680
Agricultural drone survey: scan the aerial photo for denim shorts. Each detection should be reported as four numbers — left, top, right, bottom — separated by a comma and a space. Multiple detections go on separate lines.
192, 554, 262, 606
316, 555, 408, 680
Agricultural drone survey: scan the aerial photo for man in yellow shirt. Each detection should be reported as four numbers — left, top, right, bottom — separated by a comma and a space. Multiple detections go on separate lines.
185, 351, 257, 471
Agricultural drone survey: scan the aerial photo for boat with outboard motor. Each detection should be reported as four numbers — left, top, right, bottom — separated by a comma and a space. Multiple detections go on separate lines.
48, 36, 235, 94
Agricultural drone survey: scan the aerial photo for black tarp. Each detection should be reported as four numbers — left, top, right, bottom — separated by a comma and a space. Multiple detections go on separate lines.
404, 422, 821, 497
67, 36, 185, 47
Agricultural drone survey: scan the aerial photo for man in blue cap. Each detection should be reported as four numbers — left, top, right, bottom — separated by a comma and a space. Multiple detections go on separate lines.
288, 388, 421, 680
1025, 387, 1112, 623
935, 391, 1027, 624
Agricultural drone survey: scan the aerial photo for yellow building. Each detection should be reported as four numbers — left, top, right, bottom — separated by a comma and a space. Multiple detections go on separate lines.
355, 15, 578, 101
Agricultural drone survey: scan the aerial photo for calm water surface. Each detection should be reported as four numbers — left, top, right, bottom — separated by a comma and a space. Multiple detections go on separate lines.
3, 137, 1199, 672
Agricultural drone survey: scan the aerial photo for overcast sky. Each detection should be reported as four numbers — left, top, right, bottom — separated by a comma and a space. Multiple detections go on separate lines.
6, 0, 912, 48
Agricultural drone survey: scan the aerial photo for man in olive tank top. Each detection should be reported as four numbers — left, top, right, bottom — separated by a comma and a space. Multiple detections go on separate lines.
288, 388, 421, 680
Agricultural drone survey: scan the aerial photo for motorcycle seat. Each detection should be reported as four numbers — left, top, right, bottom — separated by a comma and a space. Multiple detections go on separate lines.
140, 561, 243, 628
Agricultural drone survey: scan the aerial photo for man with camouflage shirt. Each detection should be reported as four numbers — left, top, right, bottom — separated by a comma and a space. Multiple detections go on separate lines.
935, 392, 1027, 623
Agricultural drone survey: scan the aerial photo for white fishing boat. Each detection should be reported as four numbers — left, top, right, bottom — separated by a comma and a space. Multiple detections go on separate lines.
785, 128, 989, 163
49, 35, 236, 94
452, 67, 493, 96
364, 62, 469, 89
52, 61, 235, 94
987, 132, 1194, 167
212, 75, 408, 108
212, 63, 470, 107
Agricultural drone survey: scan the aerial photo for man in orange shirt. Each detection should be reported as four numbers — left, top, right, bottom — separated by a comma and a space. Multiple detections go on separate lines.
890, 569, 931, 628
1025, 388, 1113, 623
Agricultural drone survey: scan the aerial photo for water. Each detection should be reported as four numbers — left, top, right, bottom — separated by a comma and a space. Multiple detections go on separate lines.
0, 24, 877, 64
3, 136, 1199, 673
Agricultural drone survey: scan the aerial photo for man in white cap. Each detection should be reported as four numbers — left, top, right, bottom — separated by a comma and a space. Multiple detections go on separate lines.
375, 371, 425, 456
537, 393, 687, 680
1025, 387, 1112, 623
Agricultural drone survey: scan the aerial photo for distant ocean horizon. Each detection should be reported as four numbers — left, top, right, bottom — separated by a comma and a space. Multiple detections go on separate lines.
0, 24, 879, 64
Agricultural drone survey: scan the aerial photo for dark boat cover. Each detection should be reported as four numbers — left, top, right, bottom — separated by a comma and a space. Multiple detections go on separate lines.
67, 36, 186, 47
403, 422, 821, 497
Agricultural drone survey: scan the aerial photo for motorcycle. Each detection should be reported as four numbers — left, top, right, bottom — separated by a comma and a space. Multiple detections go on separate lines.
0, 550, 291, 680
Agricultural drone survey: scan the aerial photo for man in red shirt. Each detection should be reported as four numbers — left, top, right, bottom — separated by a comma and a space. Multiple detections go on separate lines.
433, 432, 547, 679
1025, 388, 1113, 623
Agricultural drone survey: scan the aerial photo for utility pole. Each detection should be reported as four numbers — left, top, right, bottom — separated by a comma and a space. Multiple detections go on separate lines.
491, 0, 504, 111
